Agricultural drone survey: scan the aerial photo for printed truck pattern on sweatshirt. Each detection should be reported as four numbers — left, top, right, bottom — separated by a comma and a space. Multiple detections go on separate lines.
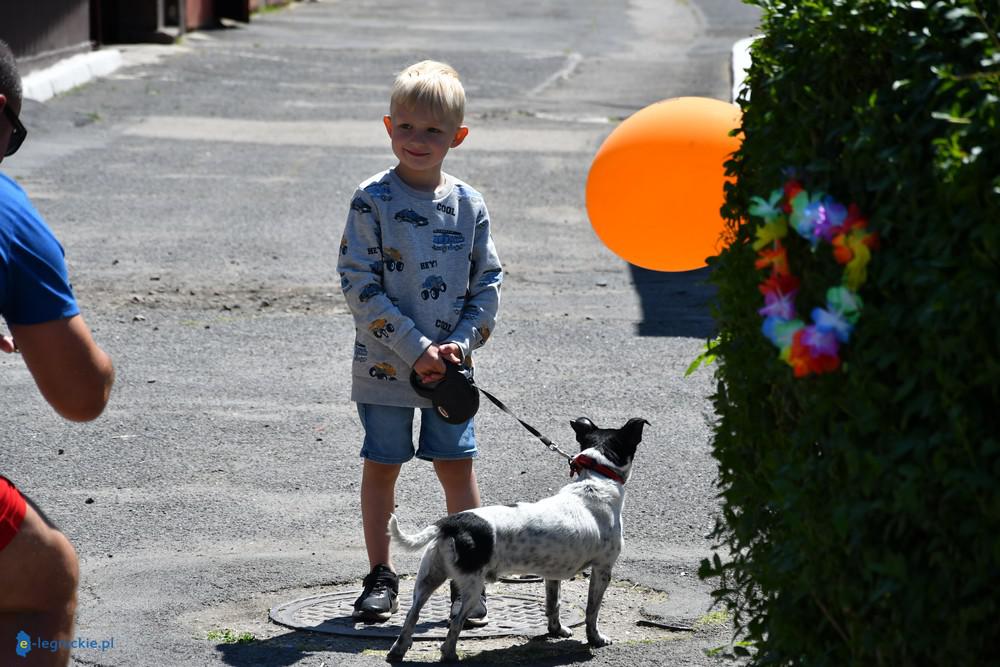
338, 168, 502, 408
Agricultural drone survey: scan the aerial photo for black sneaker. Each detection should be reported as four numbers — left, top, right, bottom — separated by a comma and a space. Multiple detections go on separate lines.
353, 564, 399, 622
450, 581, 489, 628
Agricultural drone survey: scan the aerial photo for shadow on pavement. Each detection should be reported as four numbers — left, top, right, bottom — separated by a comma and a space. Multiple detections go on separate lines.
215, 631, 379, 666
460, 637, 598, 665
215, 631, 598, 665
629, 265, 717, 339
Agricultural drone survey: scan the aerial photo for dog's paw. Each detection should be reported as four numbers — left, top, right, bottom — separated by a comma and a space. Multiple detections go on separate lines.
439, 649, 460, 663
547, 624, 573, 638
386, 642, 409, 663
586, 632, 613, 648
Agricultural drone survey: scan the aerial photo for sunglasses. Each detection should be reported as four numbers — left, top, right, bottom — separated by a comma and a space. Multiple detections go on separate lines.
3, 104, 26, 157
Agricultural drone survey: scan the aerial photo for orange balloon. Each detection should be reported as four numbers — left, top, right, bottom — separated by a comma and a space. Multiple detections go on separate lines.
586, 97, 742, 272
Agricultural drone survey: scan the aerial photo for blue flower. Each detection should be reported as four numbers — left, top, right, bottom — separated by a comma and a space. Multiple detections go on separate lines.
811, 306, 854, 343
789, 191, 824, 246
813, 196, 847, 241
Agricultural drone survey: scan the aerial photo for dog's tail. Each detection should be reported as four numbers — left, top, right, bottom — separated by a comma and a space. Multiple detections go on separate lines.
387, 513, 440, 551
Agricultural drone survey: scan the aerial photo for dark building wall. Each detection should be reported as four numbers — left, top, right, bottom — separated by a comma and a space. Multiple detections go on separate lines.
0, 0, 93, 73
93, 0, 163, 44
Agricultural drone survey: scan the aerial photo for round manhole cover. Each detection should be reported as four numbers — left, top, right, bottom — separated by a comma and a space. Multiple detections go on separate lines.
269, 580, 585, 640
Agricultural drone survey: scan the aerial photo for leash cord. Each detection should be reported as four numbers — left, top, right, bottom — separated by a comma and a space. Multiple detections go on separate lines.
477, 387, 574, 461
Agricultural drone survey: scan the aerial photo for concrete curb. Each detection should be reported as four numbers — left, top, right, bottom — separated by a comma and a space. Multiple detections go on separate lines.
730, 35, 759, 103
22, 49, 124, 103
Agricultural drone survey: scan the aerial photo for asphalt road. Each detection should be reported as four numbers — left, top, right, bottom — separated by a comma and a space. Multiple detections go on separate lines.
1, 1, 760, 665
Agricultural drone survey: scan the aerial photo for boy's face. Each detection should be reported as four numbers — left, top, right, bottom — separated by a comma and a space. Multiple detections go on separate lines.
384, 104, 468, 189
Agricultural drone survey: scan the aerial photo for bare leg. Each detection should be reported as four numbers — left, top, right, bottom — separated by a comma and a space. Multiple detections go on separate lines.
0, 503, 79, 667
361, 459, 402, 570
433, 459, 480, 514
585, 566, 613, 647
545, 579, 573, 638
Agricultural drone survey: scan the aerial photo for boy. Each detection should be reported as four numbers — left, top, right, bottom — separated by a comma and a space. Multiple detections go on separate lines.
337, 60, 503, 624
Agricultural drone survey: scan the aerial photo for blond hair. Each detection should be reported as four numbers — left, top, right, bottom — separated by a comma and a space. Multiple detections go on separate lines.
390, 60, 465, 127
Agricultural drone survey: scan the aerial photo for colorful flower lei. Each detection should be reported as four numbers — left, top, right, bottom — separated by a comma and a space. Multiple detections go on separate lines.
750, 179, 878, 377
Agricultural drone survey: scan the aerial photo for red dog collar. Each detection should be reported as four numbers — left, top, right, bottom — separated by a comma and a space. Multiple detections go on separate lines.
569, 454, 626, 485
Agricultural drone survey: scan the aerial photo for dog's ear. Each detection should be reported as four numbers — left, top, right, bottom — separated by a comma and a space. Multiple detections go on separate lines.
571, 417, 596, 443
596, 418, 648, 467
623, 418, 649, 446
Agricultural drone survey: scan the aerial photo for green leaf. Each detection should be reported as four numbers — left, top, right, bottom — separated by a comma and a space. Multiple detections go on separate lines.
685, 337, 721, 376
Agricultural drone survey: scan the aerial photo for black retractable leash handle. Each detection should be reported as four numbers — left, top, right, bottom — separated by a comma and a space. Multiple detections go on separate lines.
410, 360, 480, 424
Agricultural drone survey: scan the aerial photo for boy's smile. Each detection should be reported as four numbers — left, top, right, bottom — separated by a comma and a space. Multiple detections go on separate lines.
384, 106, 468, 191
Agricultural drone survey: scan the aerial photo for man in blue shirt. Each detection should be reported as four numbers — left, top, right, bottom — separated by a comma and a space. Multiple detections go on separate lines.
0, 40, 115, 667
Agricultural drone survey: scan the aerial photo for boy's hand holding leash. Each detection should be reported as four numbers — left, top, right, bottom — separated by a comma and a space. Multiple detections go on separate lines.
413, 343, 462, 384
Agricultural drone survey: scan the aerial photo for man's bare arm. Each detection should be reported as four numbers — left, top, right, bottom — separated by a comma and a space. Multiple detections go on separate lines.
10, 315, 114, 422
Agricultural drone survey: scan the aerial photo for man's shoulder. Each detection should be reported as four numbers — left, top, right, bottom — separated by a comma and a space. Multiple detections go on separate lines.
0, 172, 41, 234
0, 172, 28, 207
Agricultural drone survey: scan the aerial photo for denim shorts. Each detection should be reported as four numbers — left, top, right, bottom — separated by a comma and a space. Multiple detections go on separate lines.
356, 403, 478, 465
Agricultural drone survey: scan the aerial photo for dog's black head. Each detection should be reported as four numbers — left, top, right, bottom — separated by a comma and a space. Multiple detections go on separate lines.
570, 417, 649, 480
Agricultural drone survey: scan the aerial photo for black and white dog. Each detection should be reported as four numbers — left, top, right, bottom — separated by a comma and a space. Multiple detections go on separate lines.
386, 417, 649, 663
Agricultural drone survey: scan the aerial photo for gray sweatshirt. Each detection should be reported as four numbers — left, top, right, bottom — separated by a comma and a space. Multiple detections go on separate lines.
337, 168, 503, 408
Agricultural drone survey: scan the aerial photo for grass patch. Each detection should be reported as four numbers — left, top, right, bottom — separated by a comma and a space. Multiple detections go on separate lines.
253, 1, 292, 15
694, 610, 730, 629
206, 629, 256, 644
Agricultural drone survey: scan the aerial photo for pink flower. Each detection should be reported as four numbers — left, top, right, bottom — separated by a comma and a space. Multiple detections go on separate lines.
760, 290, 798, 319
789, 327, 841, 377
802, 325, 840, 357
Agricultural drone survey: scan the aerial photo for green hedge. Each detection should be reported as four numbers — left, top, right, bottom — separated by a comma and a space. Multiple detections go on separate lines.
701, 1, 999, 664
